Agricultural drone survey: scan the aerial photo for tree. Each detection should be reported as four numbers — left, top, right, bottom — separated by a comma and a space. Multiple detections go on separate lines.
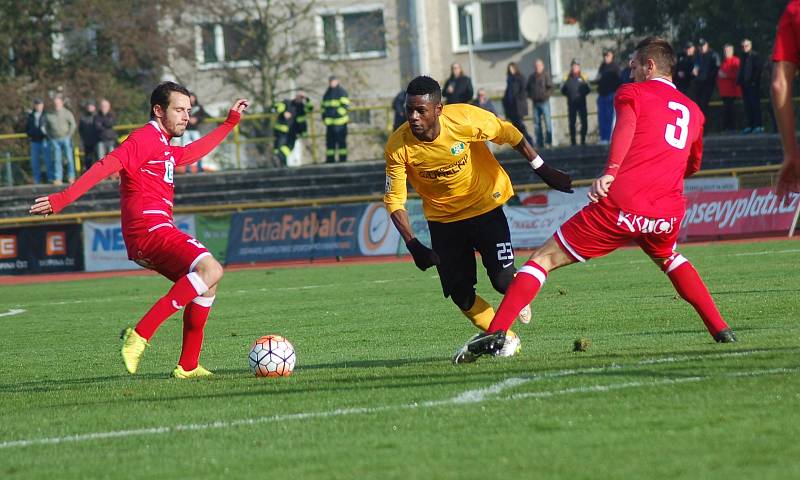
563, 0, 785, 57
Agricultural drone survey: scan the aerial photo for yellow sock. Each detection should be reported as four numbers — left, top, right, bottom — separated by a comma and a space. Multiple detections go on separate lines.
461, 295, 518, 339
461, 295, 494, 331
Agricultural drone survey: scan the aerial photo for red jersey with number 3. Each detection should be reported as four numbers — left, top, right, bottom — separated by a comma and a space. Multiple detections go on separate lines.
604, 78, 704, 217
112, 121, 187, 244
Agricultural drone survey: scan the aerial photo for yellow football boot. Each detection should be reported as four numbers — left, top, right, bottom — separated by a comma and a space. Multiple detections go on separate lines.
172, 365, 214, 379
120, 327, 149, 374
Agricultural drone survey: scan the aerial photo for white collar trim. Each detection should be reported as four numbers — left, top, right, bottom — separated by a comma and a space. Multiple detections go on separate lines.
652, 77, 677, 89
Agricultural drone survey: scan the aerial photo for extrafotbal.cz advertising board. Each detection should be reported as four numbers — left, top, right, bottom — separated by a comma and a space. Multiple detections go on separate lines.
226, 203, 403, 263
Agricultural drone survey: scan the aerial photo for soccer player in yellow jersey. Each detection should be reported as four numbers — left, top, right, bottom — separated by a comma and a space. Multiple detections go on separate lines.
384, 76, 572, 360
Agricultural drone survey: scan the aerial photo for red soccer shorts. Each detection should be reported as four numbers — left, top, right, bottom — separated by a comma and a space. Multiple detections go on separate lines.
130, 225, 211, 282
554, 200, 682, 261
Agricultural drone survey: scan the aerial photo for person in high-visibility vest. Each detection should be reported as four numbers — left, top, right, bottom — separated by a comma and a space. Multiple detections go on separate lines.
290, 91, 313, 138
321, 75, 349, 163
271, 98, 294, 166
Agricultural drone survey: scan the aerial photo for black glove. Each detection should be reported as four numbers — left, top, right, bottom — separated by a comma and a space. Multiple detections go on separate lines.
405, 238, 440, 271
533, 162, 574, 193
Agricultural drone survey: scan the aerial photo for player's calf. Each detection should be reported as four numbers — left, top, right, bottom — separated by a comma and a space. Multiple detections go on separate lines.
661, 253, 735, 341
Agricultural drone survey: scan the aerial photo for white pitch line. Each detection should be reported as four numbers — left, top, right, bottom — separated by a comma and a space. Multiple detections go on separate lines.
0, 308, 25, 318
1, 361, 796, 450
733, 248, 800, 257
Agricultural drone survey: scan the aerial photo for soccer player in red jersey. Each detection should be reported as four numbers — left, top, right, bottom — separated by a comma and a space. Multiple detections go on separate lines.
772, 0, 800, 196
29, 82, 249, 378
453, 37, 737, 364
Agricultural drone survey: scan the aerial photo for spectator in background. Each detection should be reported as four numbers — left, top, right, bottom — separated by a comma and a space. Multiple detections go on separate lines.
526, 58, 554, 148
392, 89, 407, 130
561, 59, 590, 146
675, 42, 696, 95
322, 75, 349, 163
503, 62, 533, 145
95, 99, 117, 161
182, 93, 207, 172
737, 38, 764, 134
471, 88, 497, 115
272, 97, 295, 167
78, 101, 98, 170
44, 94, 77, 185
619, 52, 635, 85
25, 98, 49, 184
595, 50, 622, 144
717, 44, 742, 133
693, 39, 721, 117
443, 63, 474, 104
290, 90, 312, 139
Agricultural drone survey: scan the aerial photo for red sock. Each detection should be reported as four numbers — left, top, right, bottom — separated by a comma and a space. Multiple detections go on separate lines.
179, 295, 215, 371
135, 272, 209, 340
664, 254, 729, 337
488, 260, 547, 333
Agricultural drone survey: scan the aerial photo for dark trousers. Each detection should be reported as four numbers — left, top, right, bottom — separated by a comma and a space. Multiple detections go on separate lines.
507, 113, 533, 146
273, 132, 296, 167
721, 97, 737, 132
695, 81, 715, 116
567, 102, 587, 145
325, 125, 347, 163
742, 85, 763, 129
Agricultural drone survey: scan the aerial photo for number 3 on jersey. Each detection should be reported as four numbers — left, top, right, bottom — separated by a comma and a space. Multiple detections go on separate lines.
664, 101, 690, 149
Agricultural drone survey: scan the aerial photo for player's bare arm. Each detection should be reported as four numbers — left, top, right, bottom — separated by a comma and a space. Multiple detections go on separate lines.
390, 209, 440, 271
512, 138, 573, 193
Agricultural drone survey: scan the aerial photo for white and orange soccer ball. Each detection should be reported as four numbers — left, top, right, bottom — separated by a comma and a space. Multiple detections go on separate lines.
249, 335, 296, 377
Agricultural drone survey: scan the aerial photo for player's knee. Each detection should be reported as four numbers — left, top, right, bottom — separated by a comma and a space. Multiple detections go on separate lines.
195, 257, 224, 286
489, 267, 515, 294
450, 288, 476, 312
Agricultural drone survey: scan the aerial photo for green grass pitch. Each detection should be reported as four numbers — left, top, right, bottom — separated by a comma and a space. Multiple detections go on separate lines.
1, 239, 798, 479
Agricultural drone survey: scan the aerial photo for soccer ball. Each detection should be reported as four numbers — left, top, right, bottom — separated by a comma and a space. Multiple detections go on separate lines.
249, 335, 296, 377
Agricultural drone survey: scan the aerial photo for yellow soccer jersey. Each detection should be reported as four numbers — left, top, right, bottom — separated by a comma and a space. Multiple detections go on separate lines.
384, 103, 523, 223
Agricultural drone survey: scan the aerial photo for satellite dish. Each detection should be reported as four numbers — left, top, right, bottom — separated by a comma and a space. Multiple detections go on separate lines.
519, 4, 549, 43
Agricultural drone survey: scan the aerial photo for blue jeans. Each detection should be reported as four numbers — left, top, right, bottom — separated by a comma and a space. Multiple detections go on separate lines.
597, 93, 615, 142
532, 101, 552, 147
29, 141, 49, 183
49, 136, 76, 182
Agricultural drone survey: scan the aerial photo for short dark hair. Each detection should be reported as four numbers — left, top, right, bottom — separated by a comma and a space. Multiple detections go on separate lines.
634, 37, 676, 76
406, 76, 441, 104
150, 81, 190, 119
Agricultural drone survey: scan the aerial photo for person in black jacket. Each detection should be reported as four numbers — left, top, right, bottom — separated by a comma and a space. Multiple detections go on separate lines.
502, 62, 533, 145
392, 90, 407, 131
25, 98, 49, 184
526, 58, 554, 147
94, 99, 117, 161
78, 101, 99, 170
737, 38, 764, 133
561, 59, 591, 146
443, 63, 474, 104
595, 50, 622, 144
693, 39, 720, 116
675, 42, 696, 96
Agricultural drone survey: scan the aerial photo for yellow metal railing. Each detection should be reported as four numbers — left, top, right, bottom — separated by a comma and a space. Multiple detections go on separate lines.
0, 163, 783, 227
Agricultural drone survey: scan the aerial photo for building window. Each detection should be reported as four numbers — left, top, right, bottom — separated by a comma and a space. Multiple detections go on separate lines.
196, 21, 261, 68
451, 1, 521, 51
317, 8, 386, 60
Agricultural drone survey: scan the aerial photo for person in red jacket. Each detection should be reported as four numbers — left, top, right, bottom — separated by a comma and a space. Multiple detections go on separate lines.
30, 81, 249, 379
717, 43, 742, 133
453, 37, 736, 364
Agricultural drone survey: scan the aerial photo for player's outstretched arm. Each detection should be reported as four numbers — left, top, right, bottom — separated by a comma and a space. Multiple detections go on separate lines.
29, 154, 123, 216
390, 209, 440, 271
588, 175, 615, 203
179, 99, 249, 166
512, 138, 573, 193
